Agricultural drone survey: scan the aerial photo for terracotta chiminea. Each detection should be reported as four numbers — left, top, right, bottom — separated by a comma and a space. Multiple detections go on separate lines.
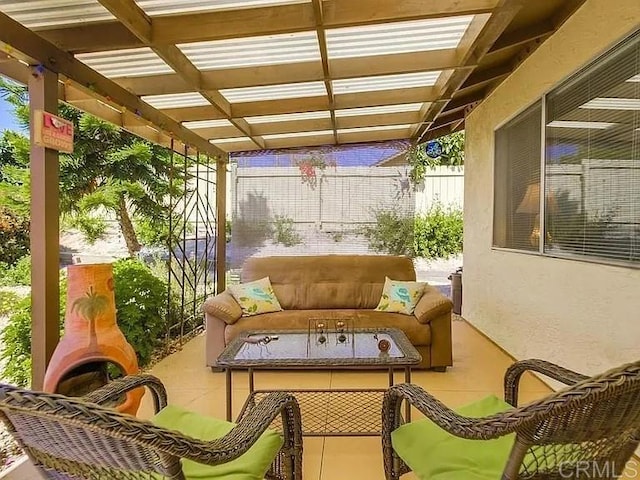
43, 263, 144, 415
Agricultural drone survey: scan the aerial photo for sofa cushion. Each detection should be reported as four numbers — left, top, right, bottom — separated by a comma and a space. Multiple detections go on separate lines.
242, 255, 415, 310
224, 309, 431, 346
203, 291, 243, 325
228, 277, 283, 317
375, 277, 426, 315
414, 285, 454, 324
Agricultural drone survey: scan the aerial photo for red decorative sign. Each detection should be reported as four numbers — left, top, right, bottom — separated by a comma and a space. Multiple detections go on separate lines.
33, 110, 74, 153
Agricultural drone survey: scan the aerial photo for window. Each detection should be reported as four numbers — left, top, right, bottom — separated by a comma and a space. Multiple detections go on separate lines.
493, 31, 640, 266
493, 102, 542, 251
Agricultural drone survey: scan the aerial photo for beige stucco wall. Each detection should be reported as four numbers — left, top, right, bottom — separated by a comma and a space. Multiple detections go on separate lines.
464, 0, 640, 377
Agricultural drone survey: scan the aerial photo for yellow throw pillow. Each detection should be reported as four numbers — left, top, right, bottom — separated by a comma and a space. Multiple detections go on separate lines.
228, 277, 283, 317
375, 277, 426, 315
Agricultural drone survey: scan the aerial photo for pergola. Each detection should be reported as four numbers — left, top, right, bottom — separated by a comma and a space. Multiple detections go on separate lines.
0, 0, 585, 388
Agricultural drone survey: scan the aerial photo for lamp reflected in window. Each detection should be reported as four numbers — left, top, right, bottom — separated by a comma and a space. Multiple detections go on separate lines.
516, 183, 556, 248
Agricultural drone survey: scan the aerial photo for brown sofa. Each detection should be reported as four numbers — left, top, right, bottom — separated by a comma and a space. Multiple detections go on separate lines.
203, 255, 453, 370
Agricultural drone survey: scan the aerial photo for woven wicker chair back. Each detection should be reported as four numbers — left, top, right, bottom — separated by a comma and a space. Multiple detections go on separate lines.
0, 385, 184, 479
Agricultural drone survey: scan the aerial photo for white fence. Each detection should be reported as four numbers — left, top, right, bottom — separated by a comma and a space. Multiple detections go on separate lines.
415, 166, 465, 213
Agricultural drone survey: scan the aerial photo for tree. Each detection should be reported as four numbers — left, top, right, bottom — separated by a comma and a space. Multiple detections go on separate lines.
0, 79, 185, 256
407, 131, 465, 185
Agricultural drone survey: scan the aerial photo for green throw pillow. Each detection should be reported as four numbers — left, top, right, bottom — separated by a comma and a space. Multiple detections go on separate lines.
375, 277, 425, 315
228, 277, 283, 317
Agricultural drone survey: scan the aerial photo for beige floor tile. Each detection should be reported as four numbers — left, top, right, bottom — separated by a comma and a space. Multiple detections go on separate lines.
320, 437, 386, 480
302, 438, 325, 480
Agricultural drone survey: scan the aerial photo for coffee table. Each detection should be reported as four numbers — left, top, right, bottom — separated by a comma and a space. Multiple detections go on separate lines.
217, 328, 421, 436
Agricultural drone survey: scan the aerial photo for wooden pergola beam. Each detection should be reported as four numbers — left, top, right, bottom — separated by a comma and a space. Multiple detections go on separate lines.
486, 20, 554, 55
0, 12, 224, 157
38, 0, 499, 51
96, 0, 265, 150
312, 0, 338, 144
413, 0, 527, 141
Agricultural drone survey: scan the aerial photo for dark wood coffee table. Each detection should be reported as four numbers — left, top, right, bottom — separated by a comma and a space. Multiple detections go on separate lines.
217, 328, 421, 436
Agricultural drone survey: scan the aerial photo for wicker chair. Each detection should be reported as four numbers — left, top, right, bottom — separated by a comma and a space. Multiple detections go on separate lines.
382, 359, 640, 480
0, 374, 303, 480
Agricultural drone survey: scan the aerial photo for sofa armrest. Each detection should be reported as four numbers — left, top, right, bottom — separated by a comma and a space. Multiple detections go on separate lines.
202, 291, 243, 325
414, 285, 453, 324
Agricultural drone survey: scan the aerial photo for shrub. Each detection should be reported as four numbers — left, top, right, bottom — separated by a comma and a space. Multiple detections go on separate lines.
272, 215, 302, 247
112, 258, 169, 367
0, 290, 20, 317
414, 203, 463, 259
0, 279, 66, 387
0, 255, 31, 286
361, 208, 415, 256
0, 207, 30, 267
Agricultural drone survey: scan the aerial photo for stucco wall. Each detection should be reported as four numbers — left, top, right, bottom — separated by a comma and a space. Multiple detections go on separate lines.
464, 0, 640, 377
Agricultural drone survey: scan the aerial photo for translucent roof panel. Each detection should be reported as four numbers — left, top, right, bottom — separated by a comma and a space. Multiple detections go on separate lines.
337, 124, 412, 134
335, 103, 424, 117
142, 93, 211, 109
326, 16, 474, 59
137, 0, 308, 16
245, 111, 331, 124
211, 136, 252, 144
76, 48, 175, 78
183, 119, 233, 129
580, 98, 640, 110
547, 121, 615, 129
0, 0, 115, 29
220, 81, 327, 103
263, 130, 334, 140
333, 72, 441, 95
178, 32, 320, 70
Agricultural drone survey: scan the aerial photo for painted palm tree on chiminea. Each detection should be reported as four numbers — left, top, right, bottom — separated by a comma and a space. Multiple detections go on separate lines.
43, 263, 144, 415
72, 285, 109, 351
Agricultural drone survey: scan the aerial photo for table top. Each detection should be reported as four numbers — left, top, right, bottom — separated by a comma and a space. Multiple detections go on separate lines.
217, 328, 421, 368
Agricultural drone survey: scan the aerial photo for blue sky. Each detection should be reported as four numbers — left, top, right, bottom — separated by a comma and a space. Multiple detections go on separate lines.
0, 96, 21, 132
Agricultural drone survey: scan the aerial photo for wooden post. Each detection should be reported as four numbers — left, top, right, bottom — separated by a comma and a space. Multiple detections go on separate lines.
215, 155, 228, 293
29, 67, 60, 389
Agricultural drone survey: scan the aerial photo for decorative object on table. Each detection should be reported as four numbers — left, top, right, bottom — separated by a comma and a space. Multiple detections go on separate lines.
227, 276, 283, 316
377, 339, 391, 353
375, 277, 426, 315
242, 335, 279, 345
43, 263, 143, 415
336, 320, 347, 343
315, 321, 327, 345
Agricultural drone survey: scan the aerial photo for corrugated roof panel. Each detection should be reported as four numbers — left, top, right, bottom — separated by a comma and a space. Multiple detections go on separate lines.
0, 0, 114, 28
183, 119, 233, 129
335, 103, 424, 117
76, 48, 175, 78
263, 130, 333, 139
178, 32, 320, 70
245, 111, 331, 124
211, 136, 253, 144
220, 81, 327, 103
137, 0, 308, 16
142, 93, 210, 109
337, 124, 412, 134
326, 16, 474, 59
333, 72, 441, 95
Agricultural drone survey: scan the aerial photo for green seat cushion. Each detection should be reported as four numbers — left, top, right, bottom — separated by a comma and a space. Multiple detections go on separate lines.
152, 405, 283, 480
391, 395, 514, 480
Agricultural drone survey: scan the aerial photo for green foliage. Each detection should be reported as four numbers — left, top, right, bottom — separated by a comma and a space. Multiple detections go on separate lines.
0, 290, 19, 317
0, 255, 32, 286
272, 215, 303, 246
0, 278, 66, 387
414, 203, 463, 259
0, 207, 30, 266
361, 208, 415, 256
112, 258, 168, 366
408, 131, 465, 185
135, 216, 170, 247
